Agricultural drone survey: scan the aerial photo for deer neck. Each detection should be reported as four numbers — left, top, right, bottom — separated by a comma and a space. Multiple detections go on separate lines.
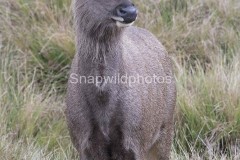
77, 31, 124, 83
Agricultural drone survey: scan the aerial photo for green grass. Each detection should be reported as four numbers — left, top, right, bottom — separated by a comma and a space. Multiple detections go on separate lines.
0, 0, 240, 159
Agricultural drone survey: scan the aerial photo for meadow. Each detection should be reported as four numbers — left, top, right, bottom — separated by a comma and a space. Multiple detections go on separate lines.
0, 0, 240, 159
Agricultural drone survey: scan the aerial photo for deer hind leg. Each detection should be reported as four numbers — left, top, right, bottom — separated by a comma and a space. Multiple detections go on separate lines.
144, 123, 174, 160
156, 125, 174, 160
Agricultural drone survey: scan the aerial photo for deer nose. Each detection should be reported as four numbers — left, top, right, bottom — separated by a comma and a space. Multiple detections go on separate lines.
115, 4, 137, 23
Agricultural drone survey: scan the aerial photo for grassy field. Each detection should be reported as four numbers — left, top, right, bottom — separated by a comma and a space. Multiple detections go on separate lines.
0, 0, 240, 159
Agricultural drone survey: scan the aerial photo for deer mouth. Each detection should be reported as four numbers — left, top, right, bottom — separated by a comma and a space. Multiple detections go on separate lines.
111, 3, 138, 28
111, 16, 136, 28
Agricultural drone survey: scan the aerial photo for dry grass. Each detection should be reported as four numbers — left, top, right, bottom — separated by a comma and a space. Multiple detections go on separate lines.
0, 0, 240, 159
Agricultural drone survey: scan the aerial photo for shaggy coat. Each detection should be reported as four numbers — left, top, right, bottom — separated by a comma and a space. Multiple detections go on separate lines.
65, 0, 176, 159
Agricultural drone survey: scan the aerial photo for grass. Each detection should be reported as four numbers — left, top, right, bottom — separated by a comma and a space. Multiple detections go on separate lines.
0, 0, 240, 159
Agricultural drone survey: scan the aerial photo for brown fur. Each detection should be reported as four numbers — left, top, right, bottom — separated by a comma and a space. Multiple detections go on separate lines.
65, 0, 176, 159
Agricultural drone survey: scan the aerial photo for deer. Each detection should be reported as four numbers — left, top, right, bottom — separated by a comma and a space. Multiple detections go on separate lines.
65, 0, 176, 159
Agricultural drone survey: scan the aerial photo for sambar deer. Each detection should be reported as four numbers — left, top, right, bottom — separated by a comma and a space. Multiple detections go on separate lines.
65, 0, 176, 159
